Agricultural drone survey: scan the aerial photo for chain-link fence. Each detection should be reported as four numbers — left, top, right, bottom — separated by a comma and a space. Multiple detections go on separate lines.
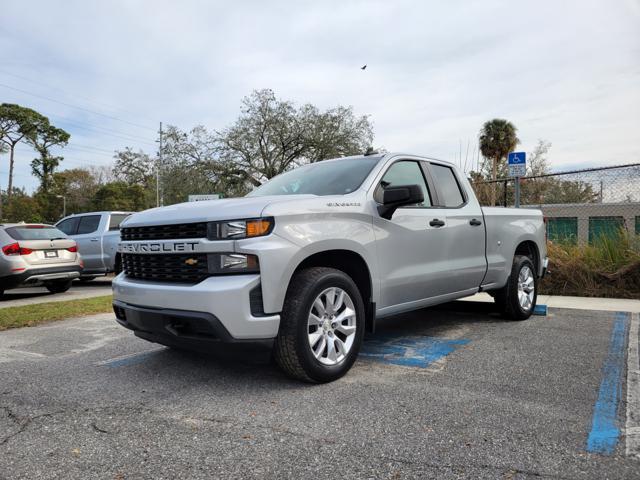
472, 163, 640, 245
472, 163, 640, 297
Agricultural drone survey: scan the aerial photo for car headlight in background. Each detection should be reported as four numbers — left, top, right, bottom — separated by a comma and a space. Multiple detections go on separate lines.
207, 253, 259, 274
207, 218, 274, 240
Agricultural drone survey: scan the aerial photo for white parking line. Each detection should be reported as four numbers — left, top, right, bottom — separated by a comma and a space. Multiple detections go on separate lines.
626, 312, 640, 458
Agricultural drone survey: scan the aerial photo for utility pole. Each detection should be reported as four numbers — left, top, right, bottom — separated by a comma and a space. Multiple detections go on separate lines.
157, 122, 163, 207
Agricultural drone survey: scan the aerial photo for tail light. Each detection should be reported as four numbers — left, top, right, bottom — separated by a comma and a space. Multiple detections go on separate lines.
2, 243, 33, 256
67, 244, 78, 253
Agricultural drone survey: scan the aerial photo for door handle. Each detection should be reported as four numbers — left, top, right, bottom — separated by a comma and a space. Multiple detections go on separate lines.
469, 219, 482, 226
429, 219, 445, 227
90, 238, 99, 242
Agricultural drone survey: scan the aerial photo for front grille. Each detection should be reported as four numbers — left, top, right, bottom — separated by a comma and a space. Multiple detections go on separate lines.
121, 222, 208, 241
122, 253, 209, 283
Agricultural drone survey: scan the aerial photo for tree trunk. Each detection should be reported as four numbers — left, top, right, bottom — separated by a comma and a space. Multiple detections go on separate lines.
7, 145, 15, 203
490, 156, 498, 206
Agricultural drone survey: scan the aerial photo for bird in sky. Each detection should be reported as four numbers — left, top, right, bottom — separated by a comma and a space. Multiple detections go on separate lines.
361, 64, 367, 70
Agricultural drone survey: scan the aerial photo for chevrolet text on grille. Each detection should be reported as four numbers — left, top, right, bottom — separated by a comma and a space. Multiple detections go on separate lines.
118, 242, 198, 253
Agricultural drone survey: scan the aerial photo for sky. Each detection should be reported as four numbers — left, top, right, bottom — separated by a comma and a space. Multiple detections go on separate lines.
1, 0, 639, 193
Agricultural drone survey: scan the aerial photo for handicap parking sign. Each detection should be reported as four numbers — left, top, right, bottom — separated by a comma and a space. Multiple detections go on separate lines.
508, 151, 526, 177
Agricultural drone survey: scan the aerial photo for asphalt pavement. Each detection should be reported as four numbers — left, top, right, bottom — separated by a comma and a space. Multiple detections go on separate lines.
0, 277, 112, 309
0, 302, 638, 479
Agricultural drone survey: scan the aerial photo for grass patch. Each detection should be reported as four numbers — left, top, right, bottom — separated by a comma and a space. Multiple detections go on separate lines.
0, 295, 113, 331
541, 231, 640, 299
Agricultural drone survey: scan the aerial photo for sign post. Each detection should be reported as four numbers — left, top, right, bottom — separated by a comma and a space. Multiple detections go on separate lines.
507, 152, 526, 208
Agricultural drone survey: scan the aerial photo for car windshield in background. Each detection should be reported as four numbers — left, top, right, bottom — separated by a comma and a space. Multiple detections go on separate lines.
5, 225, 67, 241
247, 156, 381, 197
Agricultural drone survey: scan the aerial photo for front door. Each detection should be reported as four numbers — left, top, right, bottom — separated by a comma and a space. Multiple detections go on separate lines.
372, 159, 453, 309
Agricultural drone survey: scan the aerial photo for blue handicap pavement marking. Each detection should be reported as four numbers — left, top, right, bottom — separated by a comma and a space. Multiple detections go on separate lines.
361, 334, 470, 368
586, 312, 630, 455
533, 304, 547, 316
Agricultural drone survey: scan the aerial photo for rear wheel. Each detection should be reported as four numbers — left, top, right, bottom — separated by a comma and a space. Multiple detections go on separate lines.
493, 255, 537, 320
45, 280, 73, 294
274, 267, 365, 383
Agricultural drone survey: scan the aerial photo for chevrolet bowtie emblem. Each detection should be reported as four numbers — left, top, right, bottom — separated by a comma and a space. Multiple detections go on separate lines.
184, 258, 199, 266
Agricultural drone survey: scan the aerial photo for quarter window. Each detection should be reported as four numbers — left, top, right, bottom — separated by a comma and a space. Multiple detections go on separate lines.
429, 163, 465, 207
376, 161, 432, 207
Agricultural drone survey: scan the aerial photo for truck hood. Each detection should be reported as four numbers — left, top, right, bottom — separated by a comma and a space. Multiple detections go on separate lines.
122, 195, 318, 227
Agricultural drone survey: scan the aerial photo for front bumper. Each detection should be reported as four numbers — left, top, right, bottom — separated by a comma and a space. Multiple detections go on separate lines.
0, 266, 82, 290
112, 273, 280, 341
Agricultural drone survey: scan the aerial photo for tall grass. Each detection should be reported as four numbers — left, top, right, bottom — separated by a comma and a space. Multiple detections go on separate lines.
540, 230, 640, 299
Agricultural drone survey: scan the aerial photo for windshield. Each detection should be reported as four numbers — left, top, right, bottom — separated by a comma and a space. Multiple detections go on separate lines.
5, 225, 68, 241
248, 157, 381, 197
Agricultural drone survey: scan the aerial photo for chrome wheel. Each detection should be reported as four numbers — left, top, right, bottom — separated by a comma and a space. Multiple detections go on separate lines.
517, 266, 535, 311
307, 287, 357, 366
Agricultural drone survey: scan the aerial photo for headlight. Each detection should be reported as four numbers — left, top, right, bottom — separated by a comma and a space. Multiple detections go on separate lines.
207, 253, 259, 274
207, 218, 274, 240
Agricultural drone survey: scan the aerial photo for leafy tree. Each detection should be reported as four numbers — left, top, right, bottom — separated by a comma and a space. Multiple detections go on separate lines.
28, 121, 70, 193
113, 147, 156, 186
92, 182, 147, 211
49, 168, 100, 214
2, 188, 44, 223
0, 103, 48, 215
479, 119, 520, 206
217, 89, 373, 187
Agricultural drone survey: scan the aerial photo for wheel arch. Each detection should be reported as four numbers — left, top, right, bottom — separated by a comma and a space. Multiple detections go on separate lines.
288, 249, 376, 333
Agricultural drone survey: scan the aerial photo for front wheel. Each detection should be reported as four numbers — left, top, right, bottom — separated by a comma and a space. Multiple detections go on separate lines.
45, 280, 73, 294
493, 255, 538, 320
274, 267, 365, 383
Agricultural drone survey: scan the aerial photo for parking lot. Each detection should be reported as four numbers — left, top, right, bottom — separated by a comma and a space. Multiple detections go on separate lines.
1, 301, 639, 479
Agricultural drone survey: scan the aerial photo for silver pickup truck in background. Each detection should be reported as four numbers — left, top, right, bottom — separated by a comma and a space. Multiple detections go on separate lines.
56, 211, 132, 280
112, 153, 547, 383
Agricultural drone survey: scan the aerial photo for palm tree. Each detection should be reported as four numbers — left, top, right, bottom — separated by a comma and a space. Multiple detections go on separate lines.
479, 119, 520, 206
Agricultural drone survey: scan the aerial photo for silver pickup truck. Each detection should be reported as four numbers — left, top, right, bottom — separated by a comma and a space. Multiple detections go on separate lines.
56, 211, 132, 279
113, 153, 547, 382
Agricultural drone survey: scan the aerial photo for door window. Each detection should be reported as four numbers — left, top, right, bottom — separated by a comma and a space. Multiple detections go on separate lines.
376, 161, 431, 207
429, 163, 465, 207
57, 217, 79, 235
77, 215, 101, 234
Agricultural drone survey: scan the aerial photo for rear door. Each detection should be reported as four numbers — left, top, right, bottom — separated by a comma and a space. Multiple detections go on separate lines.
72, 215, 105, 271
423, 161, 486, 291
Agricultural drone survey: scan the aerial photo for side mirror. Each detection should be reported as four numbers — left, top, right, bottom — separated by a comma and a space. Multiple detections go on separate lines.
377, 184, 424, 220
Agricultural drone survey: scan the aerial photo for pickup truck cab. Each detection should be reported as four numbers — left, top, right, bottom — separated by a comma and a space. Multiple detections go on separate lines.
113, 153, 547, 383
56, 211, 132, 279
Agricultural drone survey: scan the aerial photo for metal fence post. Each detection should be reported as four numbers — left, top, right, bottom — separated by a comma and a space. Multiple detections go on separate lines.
503, 180, 508, 207
515, 177, 520, 208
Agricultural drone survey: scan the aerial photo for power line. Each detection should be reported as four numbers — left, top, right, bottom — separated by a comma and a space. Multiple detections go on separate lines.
0, 70, 158, 124
46, 115, 157, 146
0, 82, 156, 132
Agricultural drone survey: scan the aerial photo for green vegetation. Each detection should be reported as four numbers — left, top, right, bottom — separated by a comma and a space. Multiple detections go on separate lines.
0, 295, 113, 331
1, 89, 375, 223
541, 231, 640, 299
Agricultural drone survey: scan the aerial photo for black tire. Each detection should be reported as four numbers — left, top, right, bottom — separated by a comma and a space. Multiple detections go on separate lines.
0, 289, 4, 300
493, 255, 537, 320
45, 280, 73, 294
114, 254, 122, 275
274, 267, 366, 383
